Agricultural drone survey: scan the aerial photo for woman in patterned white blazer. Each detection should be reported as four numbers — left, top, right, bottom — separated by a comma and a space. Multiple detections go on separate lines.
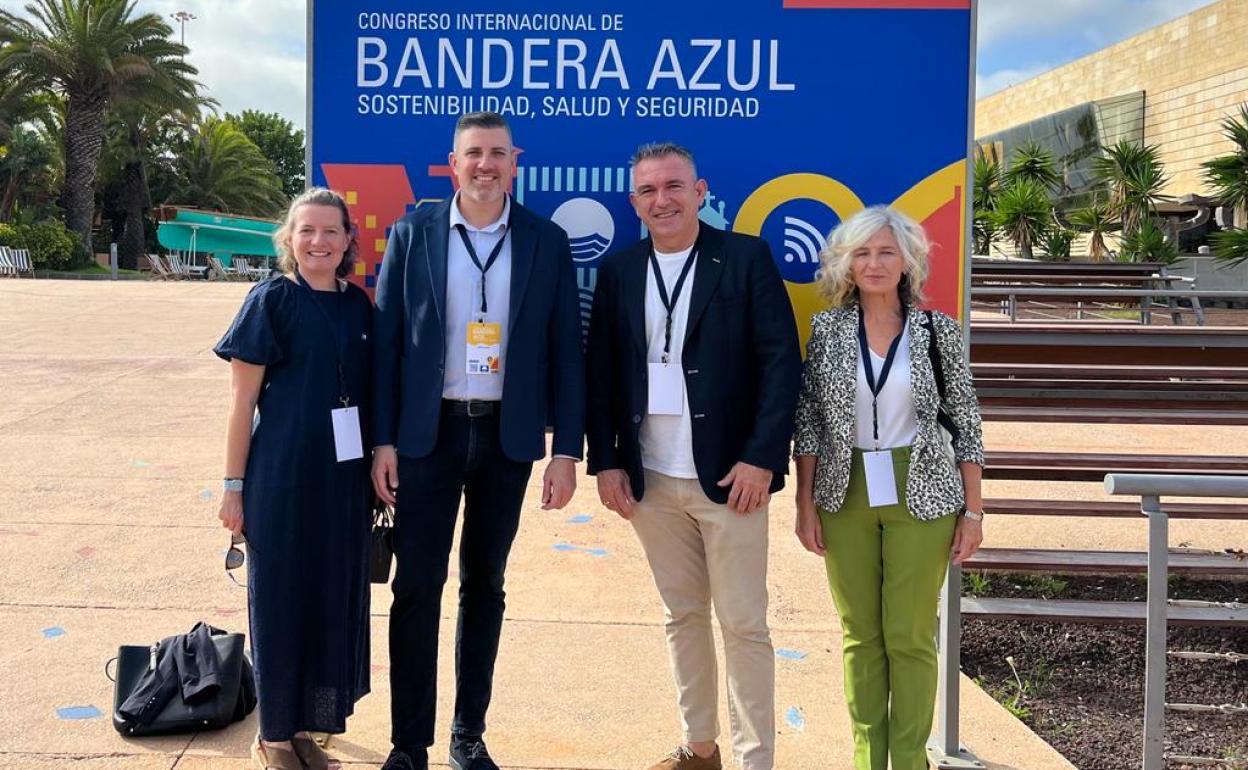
792, 205, 984, 770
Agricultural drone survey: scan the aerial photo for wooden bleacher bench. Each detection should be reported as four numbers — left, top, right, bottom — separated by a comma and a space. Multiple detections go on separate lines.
964, 547, 1248, 576
982, 451, 1248, 482
962, 598, 1248, 627
982, 498, 1248, 520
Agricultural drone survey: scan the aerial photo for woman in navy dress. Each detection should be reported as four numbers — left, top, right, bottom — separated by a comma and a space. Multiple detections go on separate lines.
215, 188, 373, 770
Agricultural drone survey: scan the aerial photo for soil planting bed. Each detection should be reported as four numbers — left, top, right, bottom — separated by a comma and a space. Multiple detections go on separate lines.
960, 573, 1248, 770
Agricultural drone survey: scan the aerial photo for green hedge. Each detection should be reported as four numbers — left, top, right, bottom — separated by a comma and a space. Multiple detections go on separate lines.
0, 220, 88, 271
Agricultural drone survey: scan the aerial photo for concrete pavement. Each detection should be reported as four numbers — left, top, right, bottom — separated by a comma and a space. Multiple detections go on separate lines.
8, 279, 1226, 768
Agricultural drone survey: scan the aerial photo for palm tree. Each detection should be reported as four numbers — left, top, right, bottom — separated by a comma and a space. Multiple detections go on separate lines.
106, 90, 213, 268
1005, 140, 1062, 193
1202, 103, 1248, 227
1209, 228, 1248, 268
1068, 202, 1118, 262
1090, 139, 1171, 238
0, 124, 58, 218
1118, 218, 1179, 264
972, 152, 1002, 255
167, 117, 287, 217
0, 0, 199, 248
993, 178, 1051, 261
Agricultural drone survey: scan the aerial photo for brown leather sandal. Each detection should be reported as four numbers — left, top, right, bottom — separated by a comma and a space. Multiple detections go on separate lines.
292, 733, 343, 770
251, 737, 304, 770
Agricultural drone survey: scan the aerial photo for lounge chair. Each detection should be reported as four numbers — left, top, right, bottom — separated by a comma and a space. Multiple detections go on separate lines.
0, 247, 16, 278
167, 252, 208, 279
12, 248, 34, 277
146, 253, 176, 280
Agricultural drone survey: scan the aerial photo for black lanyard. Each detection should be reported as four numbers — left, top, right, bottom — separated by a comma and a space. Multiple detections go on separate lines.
295, 270, 351, 408
857, 307, 906, 449
454, 222, 509, 318
648, 247, 698, 363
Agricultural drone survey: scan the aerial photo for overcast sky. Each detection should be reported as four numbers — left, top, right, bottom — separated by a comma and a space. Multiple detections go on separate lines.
0, 0, 1223, 130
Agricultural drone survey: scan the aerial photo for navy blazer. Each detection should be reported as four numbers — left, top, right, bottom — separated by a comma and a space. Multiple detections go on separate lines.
585, 224, 802, 504
372, 197, 585, 462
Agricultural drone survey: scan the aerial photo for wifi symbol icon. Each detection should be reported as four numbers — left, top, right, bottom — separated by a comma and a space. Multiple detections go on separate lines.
783, 217, 827, 264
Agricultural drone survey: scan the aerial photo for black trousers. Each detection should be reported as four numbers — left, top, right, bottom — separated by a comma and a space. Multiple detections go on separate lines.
389, 407, 533, 749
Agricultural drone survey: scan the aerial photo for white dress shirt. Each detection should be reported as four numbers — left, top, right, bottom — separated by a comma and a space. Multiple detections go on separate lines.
855, 323, 918, 450
442, 193, 511, 401
640, 246, 698, 478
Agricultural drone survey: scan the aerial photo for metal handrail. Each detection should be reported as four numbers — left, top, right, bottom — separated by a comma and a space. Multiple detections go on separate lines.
1104, 473, 1248, 770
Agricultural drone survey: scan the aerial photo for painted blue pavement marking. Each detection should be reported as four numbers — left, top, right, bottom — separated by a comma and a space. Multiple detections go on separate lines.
552, 543, 609, 557
199, 489, 213, 500
776, 648, 807, 661
57, 706, 101, 720
785, 706, 806, 731
567, 514, 593, 524
42, 626, 66, 639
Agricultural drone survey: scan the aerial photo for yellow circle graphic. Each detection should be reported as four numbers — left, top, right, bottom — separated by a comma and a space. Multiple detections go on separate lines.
733, 174, 864, 354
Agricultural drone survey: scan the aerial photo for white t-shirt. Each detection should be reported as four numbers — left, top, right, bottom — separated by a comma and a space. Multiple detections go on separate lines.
640, 246, 698, 478
855, 322, 918, 450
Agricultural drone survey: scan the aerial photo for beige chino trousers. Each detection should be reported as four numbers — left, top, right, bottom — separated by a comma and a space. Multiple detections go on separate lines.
630, 469, 775, 770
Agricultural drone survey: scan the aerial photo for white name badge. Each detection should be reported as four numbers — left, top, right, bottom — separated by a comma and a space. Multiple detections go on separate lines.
863, 449, 899, 507
647, 362, 684, 415
331, 406, 364, 462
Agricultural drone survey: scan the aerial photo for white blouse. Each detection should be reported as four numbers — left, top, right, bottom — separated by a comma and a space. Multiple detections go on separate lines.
855, 323, 918, 450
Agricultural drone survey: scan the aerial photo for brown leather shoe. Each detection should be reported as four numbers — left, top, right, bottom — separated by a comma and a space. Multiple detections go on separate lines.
647, 745, 722, 770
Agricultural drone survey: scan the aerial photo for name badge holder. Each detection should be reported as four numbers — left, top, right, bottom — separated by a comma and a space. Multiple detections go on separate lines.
646, 247, 697, 416
858, 308, 906, 507
296, 270, 363, 462
455, 220, 510, 377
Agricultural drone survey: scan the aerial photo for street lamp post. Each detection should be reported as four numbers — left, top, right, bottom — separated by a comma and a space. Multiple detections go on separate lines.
170, 11, 196, 47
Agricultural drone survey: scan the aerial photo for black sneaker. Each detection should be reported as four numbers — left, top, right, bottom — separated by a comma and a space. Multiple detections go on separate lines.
449, 735, 499, 770
382, 747, 429, 770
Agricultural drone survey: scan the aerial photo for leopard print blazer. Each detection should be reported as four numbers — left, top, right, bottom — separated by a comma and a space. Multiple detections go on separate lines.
793, 305, 984, 520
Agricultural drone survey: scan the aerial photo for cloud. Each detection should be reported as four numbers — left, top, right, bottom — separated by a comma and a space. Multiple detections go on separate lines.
0, 0, 308, 128
978, 0, 1220, 52
976, 64, 1053, 98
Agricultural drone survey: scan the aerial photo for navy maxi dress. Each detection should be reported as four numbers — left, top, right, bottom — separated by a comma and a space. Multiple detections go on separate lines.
214, 273, 373, 741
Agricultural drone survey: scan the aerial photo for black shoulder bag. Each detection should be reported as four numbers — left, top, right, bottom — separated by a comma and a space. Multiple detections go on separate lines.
921, 310, 961, 445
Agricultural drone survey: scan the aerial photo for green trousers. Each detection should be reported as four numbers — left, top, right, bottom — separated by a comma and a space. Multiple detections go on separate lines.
819, 447, 957, 770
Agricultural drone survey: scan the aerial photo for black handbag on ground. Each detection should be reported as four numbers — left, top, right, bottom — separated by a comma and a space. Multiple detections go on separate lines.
370, 502, 395, 584
109, 623, 256, 737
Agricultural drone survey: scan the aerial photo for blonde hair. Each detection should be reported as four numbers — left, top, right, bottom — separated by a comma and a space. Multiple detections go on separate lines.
814, 205, 930, 308
273, 188, 358, 278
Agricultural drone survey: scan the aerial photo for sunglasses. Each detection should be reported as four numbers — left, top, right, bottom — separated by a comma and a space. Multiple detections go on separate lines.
225, 533, 247, 587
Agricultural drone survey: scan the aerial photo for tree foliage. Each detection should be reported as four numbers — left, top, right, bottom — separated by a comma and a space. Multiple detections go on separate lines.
992, 177, 1052, 261
0, 0, 201, 247
168, 117, 287, 216
1090, 139, 1171, 239
226, 110, 305, 198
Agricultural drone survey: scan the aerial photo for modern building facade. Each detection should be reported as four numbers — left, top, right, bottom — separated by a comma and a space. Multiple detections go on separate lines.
976, 0, 1248, 213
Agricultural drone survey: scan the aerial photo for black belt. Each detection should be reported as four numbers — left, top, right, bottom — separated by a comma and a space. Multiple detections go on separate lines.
441, 399, 500, 418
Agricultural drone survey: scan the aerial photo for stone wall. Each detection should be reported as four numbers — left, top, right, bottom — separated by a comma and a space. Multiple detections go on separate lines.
975, 0, 1248, 196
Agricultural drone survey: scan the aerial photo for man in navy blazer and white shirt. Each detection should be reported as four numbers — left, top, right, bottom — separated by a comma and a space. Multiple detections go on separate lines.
371, 112, 585, 770
586, 143, 801, 770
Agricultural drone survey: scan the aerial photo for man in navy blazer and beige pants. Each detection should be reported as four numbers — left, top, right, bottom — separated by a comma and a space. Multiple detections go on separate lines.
587, 142, 801, 770
372, 112, 585, 770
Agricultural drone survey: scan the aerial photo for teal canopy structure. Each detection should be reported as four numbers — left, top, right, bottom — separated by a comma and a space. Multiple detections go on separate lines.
156, 208, 279, 267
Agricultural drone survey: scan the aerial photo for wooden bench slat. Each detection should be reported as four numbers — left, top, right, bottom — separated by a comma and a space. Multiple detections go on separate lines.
979, 407, 1248, 426
971, 363, 1248, 380
961, 597, 1248, 627
982, 452, 1248, 481
964, 548, 1248, 576
982, 498, 1248, 520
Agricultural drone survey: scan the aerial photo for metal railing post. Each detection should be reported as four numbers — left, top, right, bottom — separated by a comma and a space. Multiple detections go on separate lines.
1141, 494, 1167, 770
927, 561, 985, 769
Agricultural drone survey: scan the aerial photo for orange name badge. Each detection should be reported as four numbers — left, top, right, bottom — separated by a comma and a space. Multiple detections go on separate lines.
466, 322, 502, 375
